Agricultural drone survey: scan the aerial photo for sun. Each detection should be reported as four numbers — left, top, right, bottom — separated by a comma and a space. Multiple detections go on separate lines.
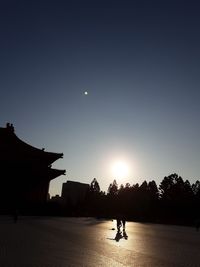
111, 160, 129, 179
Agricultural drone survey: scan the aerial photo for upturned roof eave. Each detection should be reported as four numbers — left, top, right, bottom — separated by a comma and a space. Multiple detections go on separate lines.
47, 168, 66, 181
0, 128, 63, 163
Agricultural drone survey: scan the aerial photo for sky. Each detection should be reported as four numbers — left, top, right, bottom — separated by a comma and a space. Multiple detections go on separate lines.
1, 0, 200, 196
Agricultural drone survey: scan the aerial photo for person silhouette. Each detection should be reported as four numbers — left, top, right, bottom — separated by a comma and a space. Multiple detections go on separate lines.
116, 218, 122, 232
122, 229, 128, 239
115, 230, 123, 242
122, 219, 126, 230
116, 213, 127, 232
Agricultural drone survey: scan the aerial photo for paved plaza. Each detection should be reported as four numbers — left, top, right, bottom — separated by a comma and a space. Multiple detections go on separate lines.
0, 216, 200, 267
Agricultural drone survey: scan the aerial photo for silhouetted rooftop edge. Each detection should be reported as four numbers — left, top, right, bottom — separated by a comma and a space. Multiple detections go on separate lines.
0, 123, 63, 165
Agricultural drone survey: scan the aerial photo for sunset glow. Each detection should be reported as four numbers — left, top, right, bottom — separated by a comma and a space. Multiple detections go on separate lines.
111, 160, 129, 179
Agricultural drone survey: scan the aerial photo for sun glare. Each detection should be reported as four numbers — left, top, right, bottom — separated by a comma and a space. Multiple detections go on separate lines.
111, 160, 129, 179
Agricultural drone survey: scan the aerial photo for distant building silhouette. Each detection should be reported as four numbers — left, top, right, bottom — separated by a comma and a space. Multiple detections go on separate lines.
50, 194, 63, 204
61, 180, 89, 207
0, 123, 65, 212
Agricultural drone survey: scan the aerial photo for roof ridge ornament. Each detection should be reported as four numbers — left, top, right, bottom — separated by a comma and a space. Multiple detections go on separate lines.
6, 122, 14, 133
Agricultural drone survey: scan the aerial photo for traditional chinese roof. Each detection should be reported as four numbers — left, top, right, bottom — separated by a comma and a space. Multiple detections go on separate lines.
0, 124, 63, 166
0, 123, 66, 208
47, 168, 66, 181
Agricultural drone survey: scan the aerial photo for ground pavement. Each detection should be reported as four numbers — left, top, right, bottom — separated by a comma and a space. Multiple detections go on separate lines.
0, 216, 200, 267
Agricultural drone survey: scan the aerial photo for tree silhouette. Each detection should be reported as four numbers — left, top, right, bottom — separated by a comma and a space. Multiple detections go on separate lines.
57, 173, 200, 226
90, 178, 100, 194
106, 180, 119, 217
107, 179, 118, 195
192, 180, 200, 221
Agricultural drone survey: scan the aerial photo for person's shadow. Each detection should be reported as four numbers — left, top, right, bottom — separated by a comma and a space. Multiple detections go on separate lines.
115, 229, 128, 242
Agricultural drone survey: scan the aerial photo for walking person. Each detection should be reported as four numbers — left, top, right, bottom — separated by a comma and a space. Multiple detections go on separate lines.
122, 219, 126, 230
116, 218, 122, 232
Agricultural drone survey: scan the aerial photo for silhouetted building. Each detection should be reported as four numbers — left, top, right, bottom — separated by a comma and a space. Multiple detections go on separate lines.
50, 194, 63, 204
0, 123, 65, 212
61, 180, 89, 207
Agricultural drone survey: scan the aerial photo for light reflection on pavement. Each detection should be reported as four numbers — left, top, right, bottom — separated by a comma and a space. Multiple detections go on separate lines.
0, 216, 200, 266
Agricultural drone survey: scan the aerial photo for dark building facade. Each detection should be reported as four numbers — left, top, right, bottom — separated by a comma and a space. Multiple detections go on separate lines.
61, 180, 89, 207
0, 123, 65, 212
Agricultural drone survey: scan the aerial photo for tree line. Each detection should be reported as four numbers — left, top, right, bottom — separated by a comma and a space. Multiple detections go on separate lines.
82, 173, 200, 226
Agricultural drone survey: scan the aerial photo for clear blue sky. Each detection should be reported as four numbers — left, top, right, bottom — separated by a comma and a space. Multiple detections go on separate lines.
1, 0, 200, 196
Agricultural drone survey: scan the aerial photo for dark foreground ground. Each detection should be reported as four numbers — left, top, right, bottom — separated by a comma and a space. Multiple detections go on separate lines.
0, 216, 200, 267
